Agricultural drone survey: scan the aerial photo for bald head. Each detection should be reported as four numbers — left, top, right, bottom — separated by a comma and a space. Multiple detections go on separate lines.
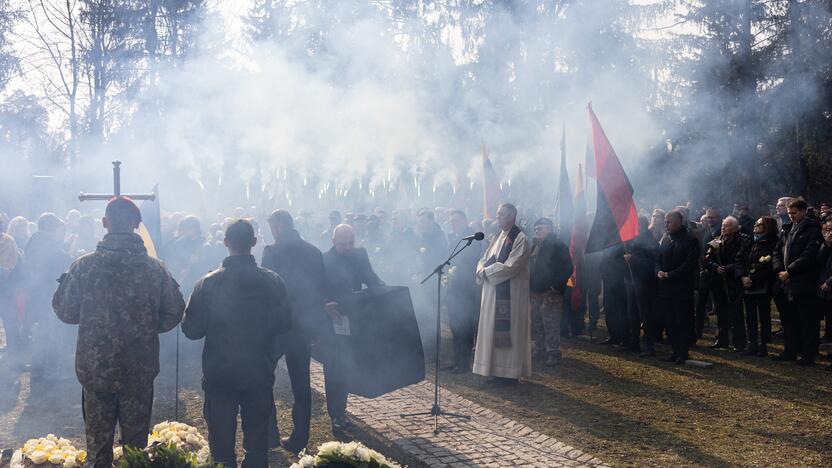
333, 224, 355, 255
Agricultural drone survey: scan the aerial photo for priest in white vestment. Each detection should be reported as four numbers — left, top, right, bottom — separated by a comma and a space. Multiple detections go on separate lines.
472, 203, 532, 381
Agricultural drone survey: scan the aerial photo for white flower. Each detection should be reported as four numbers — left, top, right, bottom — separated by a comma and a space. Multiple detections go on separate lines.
113, 446, 124, 460
29, 450, 48, 464
317, 441, 340, 457
10, 449, 23, 468
340, 441, 359, 458
63, 458, 79, 468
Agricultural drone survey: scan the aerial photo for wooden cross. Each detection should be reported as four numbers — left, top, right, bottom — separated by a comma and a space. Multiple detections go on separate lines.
78, 161, 156, 202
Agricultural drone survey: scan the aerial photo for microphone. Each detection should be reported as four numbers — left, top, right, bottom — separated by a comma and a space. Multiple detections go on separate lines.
462, 232, 485, 242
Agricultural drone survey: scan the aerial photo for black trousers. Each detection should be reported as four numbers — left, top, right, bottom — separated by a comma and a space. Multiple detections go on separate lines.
625, 283, 649, 349
824, 303, 832, 338
713, 292, 746, 348
694, 277, 711, 338
658, 297, 694, 360
744, 294, 772, 347
789, 294, 821, 362
322, 337, 349, 420
603, 280, 628, 343
269, 334, 311, 446
204, 385, 272, 468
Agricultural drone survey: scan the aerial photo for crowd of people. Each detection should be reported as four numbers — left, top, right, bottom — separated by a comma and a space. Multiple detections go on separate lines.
1, 194, 832, 467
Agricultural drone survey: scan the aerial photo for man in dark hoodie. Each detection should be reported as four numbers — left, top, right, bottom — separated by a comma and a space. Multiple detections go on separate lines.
53, 198, 185, 468
773, 198, 823, 365
261, 210, 329, 454
529, 218, 572, 366
183, 219, 292, 467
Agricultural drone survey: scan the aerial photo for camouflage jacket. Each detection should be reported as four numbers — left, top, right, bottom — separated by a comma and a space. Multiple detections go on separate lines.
52, 232, 185, 392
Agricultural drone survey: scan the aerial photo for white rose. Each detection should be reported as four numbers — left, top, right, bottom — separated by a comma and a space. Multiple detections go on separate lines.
341, 442, 359, 458
317, 441, 340, 456
185, 434, 201, 446
29, 451, 48, 464
113, 446, 123, 460
355, 446, 371, 462
63, 458, 79, 468
10, 449, 23, 468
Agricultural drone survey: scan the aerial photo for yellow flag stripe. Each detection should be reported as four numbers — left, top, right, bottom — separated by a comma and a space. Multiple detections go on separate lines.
138, 222, 158, 259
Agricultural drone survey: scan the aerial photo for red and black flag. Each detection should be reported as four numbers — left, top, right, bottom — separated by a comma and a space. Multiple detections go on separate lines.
585, 104, 639, 253
481, 143, 503, 219
568, 163, 587, 313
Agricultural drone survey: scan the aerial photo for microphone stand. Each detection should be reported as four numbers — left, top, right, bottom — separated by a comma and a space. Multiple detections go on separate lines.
399, 237, 476, 434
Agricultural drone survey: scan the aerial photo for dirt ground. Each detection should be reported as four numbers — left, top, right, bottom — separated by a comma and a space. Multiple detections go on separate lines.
440, 324, 832, 467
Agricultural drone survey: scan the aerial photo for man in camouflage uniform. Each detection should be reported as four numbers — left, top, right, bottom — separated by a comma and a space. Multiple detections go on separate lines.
52, 197, 185, 468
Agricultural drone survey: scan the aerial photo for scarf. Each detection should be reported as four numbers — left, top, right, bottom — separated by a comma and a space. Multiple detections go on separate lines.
484, 224, 520, 348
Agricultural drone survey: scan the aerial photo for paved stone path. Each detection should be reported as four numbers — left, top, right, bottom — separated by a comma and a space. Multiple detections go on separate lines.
308, 362, 611, 468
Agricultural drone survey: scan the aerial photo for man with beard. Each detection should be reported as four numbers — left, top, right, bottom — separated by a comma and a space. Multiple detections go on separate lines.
183, 219, 292, 467
26, 213, 73, 377
773, 199, 823, 365
655, 210, 700, 364
445, 210, 482, 373
53, 198, 185, 468
529, 218, 572, 365
473, 203, 531, 384
322, 224, 384, 430
703, 216, 749, 350
261, 210, 329, 454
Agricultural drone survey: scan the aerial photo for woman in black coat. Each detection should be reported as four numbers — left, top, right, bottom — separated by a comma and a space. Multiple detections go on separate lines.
738, 216, 778, 356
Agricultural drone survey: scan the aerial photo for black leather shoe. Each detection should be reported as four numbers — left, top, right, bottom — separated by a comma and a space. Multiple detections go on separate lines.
662, 355, 679, 362
773, 353, 797, 361
599, 338, 617, 345
796, 358, 815, 366
639, 349, 655, 358
709, 341, 729, 349
741, 346, 758, 356
331, 416, 351, 432
675, 357, 687, 365
281, 437, 305, 455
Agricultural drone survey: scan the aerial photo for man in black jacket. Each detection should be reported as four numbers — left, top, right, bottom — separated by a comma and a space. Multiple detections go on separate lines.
529, 218, 572, 366
322, 224, 384, 430
445, 210, 482, 373
656, 211, 701, 364
261, 210, 329, 454
773, 198, 823, 365
703, 216, 749, 350
183, 220, 292, 467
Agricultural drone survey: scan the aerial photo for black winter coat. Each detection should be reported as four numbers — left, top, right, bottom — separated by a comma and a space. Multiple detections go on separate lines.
183, 255, 292, 391
703, 233, 749, 299
530, 233, 572, 294
261, 229, 330, 337
655, 228, 700, 300
773, 218, 823, 296
737, 235, 777, 295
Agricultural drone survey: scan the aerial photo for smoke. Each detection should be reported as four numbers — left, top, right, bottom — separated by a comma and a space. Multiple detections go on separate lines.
1, 1, 677, 220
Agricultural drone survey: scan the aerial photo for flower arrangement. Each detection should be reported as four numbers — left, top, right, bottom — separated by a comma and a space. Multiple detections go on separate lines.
291, 441, 401, 468
146, 421, 210, 466
10, 435, 86, 468
758, 255, 772, 263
